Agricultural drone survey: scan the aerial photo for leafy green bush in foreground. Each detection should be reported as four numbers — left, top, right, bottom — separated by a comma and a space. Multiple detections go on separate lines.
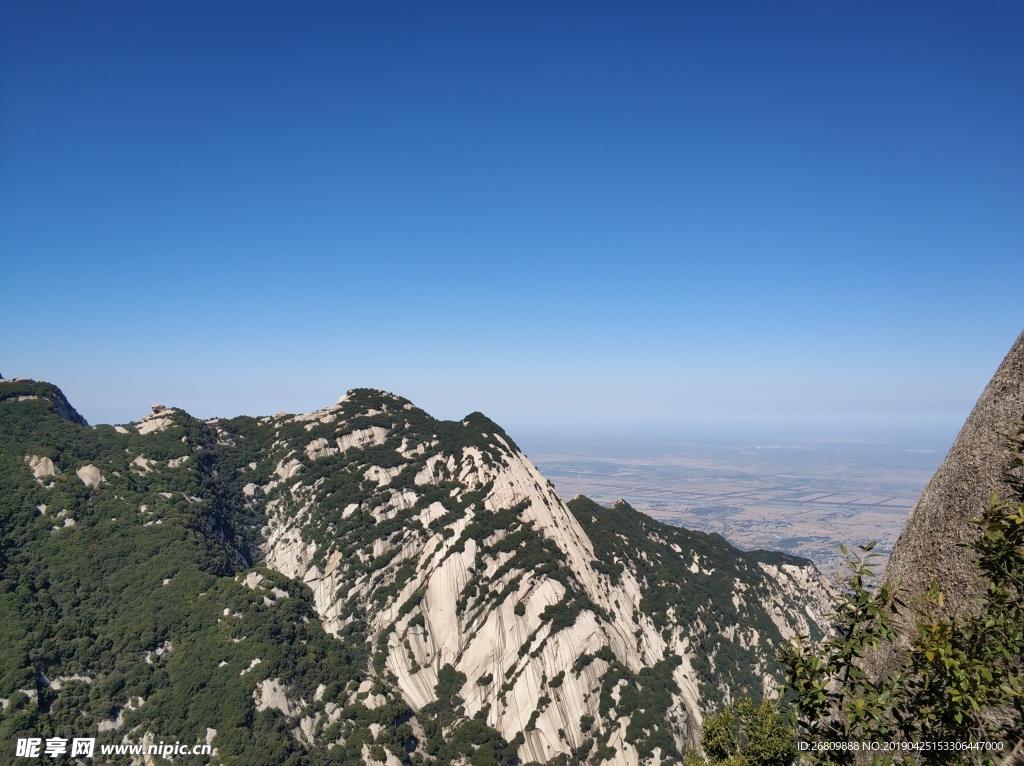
690, 430, 1024, 766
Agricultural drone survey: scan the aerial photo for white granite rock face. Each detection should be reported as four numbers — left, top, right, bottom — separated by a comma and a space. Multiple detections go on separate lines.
135, 407, 178, 435
248, 393, 834, 764
2, 381, 837, 763
25, 455, 59, 484
76, 464, 105, 489
255, 678, 304, 717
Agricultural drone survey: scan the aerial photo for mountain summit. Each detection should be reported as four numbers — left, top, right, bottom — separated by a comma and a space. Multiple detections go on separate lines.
0, 382, 831, 765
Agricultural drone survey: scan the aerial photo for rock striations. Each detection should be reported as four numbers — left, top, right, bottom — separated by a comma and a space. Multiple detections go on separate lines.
216, 390, 832, 764
0, 379, 832, 765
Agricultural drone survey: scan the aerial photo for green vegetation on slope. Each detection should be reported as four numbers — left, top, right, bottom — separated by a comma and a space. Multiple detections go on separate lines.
0, 385, 546, 766
1, 381, 833, 766
568, 495, 823, 710
0, 388, 395, 765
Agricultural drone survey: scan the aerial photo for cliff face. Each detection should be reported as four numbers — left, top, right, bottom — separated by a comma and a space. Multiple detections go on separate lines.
871, 330, 1024, 677
0, 381, 833, 765
239, 390, 832, 764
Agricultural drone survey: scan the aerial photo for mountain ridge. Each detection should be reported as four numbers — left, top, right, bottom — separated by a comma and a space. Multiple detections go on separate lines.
0, 380, 832, 765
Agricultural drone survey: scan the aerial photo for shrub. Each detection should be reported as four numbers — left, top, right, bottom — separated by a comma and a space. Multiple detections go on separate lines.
779, 434, 1024, 763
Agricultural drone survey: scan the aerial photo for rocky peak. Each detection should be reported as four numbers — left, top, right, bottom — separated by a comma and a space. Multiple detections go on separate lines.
1, 380, 834, 766
239, 390, 833, 763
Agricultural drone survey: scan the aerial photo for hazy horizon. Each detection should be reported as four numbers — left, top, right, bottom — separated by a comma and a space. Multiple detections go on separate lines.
1, 367, 969, 452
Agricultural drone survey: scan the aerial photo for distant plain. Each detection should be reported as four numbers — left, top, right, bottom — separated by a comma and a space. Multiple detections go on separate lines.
517, 422, 959, 576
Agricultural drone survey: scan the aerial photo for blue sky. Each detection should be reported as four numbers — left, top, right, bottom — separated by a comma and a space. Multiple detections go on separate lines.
1, 2, 1021, 432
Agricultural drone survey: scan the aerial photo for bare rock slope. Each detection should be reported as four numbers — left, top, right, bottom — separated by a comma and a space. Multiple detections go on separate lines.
236, 389, 833, 763
872, 329, 1024, 677
0, 380, 833, 766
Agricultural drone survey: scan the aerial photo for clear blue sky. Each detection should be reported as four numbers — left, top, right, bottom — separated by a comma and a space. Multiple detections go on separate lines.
1, 1, 1021, 431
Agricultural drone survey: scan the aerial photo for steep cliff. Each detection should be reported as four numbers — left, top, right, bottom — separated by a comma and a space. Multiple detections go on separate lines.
0, 380, 833, 765
228, 389, 833, 764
